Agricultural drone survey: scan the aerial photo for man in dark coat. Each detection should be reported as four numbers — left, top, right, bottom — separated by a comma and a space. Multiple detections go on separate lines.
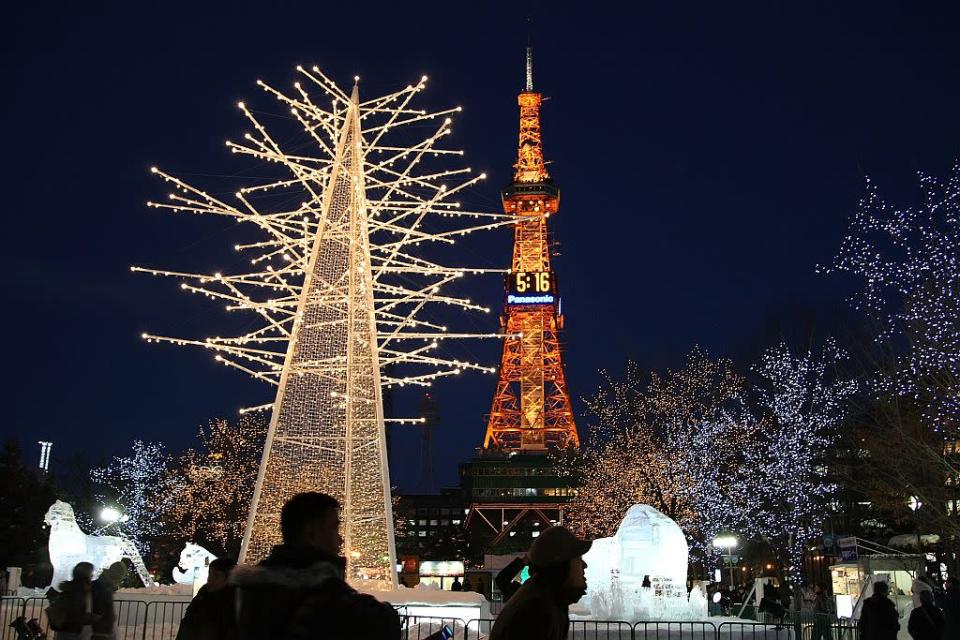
810, 583, 834, 640
489, 526, 591, 640
91, 562, 124, 639
907, 589, 944, 640
858, 581, 900, 640
231, 492, 400, 640
943, 577, 960, 640
176, 558, 237, 640
47, 562, 96, 639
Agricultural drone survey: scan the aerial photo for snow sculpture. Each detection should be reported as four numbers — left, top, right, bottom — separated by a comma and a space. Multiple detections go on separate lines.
582, 504, 704, 621
172, 542, 218, 585
44, 500, 153, 588
688, 582, 709, 619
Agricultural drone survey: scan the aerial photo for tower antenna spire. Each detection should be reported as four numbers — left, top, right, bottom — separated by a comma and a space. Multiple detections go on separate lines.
525, 18, 534, 91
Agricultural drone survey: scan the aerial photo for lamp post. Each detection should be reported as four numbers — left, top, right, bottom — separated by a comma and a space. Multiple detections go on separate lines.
908, 496, 923, 550
99, 507, 130, 524
713, 535, 738, 588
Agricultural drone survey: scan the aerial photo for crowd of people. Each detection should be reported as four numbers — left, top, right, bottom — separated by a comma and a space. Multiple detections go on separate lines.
37, 494, 960, 640
856, 578, 960, 640
44, 561, 125, 640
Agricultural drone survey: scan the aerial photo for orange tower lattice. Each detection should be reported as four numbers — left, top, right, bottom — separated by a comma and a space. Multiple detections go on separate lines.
483, 48, 579, 451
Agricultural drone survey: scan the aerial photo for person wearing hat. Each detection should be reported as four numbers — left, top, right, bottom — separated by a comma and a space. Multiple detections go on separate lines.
490, 526, 591, 640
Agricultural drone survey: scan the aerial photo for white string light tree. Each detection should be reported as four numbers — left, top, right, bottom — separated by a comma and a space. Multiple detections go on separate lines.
134, 67, 513, 586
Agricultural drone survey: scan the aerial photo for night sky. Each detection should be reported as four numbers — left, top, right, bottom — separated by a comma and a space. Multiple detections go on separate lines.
5, 1, 960, 492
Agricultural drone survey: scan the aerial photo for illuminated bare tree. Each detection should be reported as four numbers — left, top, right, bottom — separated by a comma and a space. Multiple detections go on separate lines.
564, 348, 754, 561
163, 417, 266, 557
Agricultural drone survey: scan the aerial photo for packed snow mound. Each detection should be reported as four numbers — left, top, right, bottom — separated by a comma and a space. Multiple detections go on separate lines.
582, 504, 704, 621
584, 504, 688, 592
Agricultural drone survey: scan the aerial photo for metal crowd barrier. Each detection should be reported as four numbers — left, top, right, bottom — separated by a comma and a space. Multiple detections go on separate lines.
635, 621, 718, 640
717, 621, 797, 640
2, 596, 863, 640
1, 598, 26, 640
142, 600, 190, 640
572, 619, 634, 639
14, 597, 147, 640
399, 614, 468, 639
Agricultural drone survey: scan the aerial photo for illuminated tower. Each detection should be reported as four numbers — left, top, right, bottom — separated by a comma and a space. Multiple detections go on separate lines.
484, 46, 579, 451
461, 47, 581, 554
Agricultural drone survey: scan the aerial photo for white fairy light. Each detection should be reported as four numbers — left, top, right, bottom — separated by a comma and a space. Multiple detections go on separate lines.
134, 67, 515, 584
824, 163, 960, 432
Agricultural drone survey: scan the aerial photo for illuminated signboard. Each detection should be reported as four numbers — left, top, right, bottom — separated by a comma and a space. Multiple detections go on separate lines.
506, 271, 556, 305
418, 560, 465, 576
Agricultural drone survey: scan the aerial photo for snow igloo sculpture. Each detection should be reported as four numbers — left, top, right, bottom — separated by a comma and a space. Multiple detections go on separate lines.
581, 504, 695, 620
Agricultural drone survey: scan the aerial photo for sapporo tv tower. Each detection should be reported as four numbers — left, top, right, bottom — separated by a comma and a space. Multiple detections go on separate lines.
484, 45, 579, 451
461, 44, 581, 552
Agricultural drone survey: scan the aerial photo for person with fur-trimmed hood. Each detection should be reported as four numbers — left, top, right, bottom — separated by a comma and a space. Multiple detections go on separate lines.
230, 492, 400, 640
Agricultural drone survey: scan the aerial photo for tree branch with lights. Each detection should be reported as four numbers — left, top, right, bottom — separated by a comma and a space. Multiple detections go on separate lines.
823, 162, 960, 546
161, 417, 266, 558
738, 341, 856, 583
561, 347, 756, 565
90, 440, 171, 555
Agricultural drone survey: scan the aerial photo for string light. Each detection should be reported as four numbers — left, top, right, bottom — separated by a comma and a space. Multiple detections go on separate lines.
91, 441, 170, 555
739, 341, 856, 583
821, 163, 960, 545
135, 66, 514, 585
560, 348, 754, 565
162, 417, 266, 557
823, 163, 960, 435
561, 344, 853, 579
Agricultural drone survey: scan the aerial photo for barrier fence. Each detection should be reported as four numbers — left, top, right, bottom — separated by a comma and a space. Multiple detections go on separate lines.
3, 597, 862, 640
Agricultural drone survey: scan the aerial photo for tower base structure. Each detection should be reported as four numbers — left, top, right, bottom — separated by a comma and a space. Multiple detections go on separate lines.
460, 450, 578, 555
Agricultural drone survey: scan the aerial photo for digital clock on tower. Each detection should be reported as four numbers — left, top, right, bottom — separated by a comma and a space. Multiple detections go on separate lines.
506, 271, 557, 304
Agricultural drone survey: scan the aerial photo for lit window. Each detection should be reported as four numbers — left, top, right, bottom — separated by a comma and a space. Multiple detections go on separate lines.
418, 531, 427, 537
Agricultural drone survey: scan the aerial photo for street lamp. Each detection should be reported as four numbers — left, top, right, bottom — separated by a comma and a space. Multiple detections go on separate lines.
99, 507, 129, 524
713, 535, 738, 588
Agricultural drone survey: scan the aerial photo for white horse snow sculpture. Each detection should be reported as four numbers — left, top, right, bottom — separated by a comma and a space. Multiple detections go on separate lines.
44, 500, 153, 588
173, 542, 218, 584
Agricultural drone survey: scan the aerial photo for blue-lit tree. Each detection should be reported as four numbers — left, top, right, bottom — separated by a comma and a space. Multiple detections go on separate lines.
741, 341, 856, 582
824, 162, 960, 542
91, 440, 171, 554
565, 348, 755, 564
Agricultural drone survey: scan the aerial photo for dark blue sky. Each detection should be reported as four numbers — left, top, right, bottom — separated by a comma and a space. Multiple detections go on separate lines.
5, 1, 959, 491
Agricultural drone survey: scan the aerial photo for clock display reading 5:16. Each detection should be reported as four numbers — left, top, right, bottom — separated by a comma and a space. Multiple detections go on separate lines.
510, 271, 556, 294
